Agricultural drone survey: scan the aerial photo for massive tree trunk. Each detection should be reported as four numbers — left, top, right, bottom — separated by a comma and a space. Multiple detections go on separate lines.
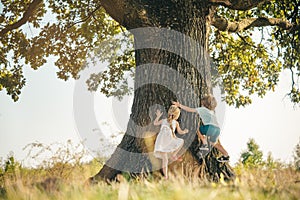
92, 0, 235, 182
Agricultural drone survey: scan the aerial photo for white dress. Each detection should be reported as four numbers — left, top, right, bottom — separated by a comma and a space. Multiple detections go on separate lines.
154, 119, 184, 158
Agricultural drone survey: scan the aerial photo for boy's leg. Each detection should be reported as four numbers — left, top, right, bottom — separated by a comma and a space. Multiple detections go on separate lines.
197, 129, 207, 145
207, 127, 229, 157
199, 125, 209, 147
202, 126, 230, 162
196, 127, 209, 157
197, 132, 209, 152
210, 142, 230, 162
213, 142, 229, 157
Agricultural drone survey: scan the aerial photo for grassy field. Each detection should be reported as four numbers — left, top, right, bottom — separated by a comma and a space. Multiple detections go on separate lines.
1, 158, 299, 200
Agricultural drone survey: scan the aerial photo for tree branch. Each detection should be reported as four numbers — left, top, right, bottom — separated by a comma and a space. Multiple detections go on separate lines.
100, 0, 154, 29
0, 0, 43, 37
67, 4, 102, 29
209, 0, 270, 11
99, 0, 126, 26
212, 16, 294, 32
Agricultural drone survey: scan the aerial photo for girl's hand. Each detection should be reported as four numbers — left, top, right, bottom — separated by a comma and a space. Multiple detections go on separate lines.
155, 109, 163, 118
183, 129, 189, 134
172, 101, 180, 107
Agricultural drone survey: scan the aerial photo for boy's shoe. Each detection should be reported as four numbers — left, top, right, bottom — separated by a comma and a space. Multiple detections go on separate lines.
197, 151, 207, 159
199, 144, 209, 151
197, 144, 210, 159
217, 155, 230, 162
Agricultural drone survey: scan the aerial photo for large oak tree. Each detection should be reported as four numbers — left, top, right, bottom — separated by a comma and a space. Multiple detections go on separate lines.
0, 0, 299, 181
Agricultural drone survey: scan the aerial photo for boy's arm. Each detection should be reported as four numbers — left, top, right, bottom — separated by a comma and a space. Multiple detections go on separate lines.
176, 121, 189, 135
172, 101, 197, 113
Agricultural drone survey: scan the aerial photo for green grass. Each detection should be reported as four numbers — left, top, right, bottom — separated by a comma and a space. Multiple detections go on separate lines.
1, 160, 299, 200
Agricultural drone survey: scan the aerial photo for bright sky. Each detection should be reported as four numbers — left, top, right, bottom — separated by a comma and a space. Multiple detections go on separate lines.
0, 57, 299, 166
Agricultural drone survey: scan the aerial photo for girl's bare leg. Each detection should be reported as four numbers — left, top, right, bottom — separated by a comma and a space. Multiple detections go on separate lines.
161, 153, 169, 179
171, 141, 184, 161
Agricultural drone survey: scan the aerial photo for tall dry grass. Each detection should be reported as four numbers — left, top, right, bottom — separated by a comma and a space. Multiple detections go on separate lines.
1, 159, 299, 200
1, 141, 299, 200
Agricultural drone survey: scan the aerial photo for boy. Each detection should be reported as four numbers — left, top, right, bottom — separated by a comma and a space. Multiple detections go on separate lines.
173, 95, 230, 162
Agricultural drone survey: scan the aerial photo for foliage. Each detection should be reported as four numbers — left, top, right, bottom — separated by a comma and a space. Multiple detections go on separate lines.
0, 142, 105, 189
265, 152, 280, 169
0, 0, 299, 106
240, 138, 264, 168
22, 140, 91, 179
239, 138, 284, 169
86, 33, 135, 99
294, 138, 300, 171
0, 152, 22, 183
0, 0, 132, 101
210, 0, 300, 106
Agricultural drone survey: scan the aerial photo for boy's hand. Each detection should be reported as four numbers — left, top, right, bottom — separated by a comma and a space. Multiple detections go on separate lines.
172, 101, 180, 107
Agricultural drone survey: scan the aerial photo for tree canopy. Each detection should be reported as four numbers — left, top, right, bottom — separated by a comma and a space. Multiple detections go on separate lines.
0, 0, 299, 107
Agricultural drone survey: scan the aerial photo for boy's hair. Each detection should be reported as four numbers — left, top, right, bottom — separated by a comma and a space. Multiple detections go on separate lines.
201, 95, 217, 110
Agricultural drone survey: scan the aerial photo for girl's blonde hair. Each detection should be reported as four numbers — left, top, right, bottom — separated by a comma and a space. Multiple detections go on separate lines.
167, 105, 181, 138
201, 95, 217, 110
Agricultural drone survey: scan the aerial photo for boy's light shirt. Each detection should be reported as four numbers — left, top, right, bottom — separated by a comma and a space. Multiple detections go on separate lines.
196, 107, 219, 128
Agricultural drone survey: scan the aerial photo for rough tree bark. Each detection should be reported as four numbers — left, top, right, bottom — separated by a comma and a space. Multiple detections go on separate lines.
91, 0, 235, 182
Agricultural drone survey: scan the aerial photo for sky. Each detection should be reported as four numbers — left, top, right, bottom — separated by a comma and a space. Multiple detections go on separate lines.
0, 57, 299, 167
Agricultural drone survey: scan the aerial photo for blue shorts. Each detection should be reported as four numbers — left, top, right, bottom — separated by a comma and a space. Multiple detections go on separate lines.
199, 125, 220, 143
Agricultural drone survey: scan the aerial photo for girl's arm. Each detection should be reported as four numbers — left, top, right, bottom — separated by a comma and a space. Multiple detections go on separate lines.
175, 121, 189, 135
172, 101, 197, 113
153, 109, 163, 126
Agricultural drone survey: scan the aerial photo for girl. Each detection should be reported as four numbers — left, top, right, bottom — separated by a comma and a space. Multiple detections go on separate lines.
153, 105, 189, 179
173, 95, 230, 162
